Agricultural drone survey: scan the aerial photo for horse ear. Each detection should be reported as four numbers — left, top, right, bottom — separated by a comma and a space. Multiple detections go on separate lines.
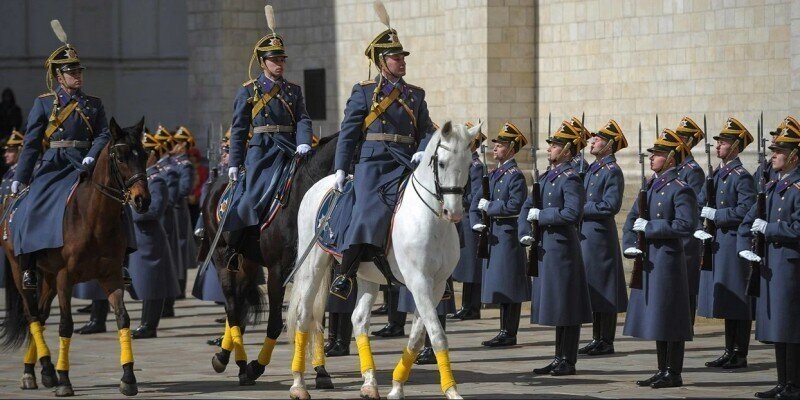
467, 119, 483, 139
135, 117, 146, 142
441, 120, 453, 137
109, 117, 123, 141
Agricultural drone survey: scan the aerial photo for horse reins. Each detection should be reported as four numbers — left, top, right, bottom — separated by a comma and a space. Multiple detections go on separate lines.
411, 140, 464, 217
93, 143, 147, 204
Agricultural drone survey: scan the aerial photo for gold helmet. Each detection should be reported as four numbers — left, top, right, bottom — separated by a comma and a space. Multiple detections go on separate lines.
493, 122, 527, 153
675, 116, 705, 148
142, 131, 167, 157
648, 128, 690, 165
248, 6, 287, 81
593, 119, 628, 153
547, 120, 587, 156
713, 117, 753, 152
365, 1, 410, 70
153, 125, 175, 152
173, 126, 196, 148
45, 20, 84, 92
4, 129, 24, 150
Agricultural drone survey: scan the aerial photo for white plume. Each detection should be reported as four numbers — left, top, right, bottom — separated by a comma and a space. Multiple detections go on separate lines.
50, 19, 68, 45
373, 0, 391, 29
265, 5, 276, 36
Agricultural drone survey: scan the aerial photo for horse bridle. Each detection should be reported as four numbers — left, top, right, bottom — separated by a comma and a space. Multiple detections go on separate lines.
93, 143, 147, 204
411, 140, 464, 217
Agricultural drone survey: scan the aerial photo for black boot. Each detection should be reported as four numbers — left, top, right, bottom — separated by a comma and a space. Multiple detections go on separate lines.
162, 298, 175, 318
330, 244, 366, 300
550, 358, 576, 376
651, 369, 683, 388
533, 357, 561, 375
325, 340, 350, 357
326, 311, 353, 355
415, 338, 436, 365
122, 267, 132, 287
325, 312, 340, 353
74, 300, 108, 335
724, 319, 752, 369
579, 339, 600, 355
132, 299, 163, 339
776, 384, 800, 399
652, 340, 684, 388
637, 341, 667, 386
504, 303, 521, 339
706, 349, 733, 367
371, 249, 402, 287
756, 385, 786, 399
559, 325, 580, 368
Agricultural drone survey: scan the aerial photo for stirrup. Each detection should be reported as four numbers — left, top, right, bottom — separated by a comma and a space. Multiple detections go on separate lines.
329, 275, 353, 300
225, 251, 242, 272
442, 282, 453, 301
22, 270, 37, 291
123, 268, 133, 287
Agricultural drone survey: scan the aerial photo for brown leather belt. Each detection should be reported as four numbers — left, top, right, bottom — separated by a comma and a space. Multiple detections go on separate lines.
253, 124, 294, 134
50, 140, 91, 149
364, 133, 414, 144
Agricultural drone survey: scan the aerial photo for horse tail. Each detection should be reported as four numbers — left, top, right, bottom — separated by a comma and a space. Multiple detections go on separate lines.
237, 264, 266, 327
1, 259, 29, 349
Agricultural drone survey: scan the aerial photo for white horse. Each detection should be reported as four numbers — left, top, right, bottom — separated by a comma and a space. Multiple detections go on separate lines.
285, 121, 480, 399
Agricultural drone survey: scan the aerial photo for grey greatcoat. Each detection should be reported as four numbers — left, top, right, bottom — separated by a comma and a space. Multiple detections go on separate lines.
452, 151, 483, 283
469, 159, 530, 304
677, 156, 705, 296
622, 168, 698, 341
519, 162, 593, 326
738, 169, 800, 344
697, 158, 756, 320
157, 155, 183, 281
580, 155, 628, 313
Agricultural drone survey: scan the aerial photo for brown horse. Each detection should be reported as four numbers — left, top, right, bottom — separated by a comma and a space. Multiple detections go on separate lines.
1, 118, 150, 397
199, 132, 339, 388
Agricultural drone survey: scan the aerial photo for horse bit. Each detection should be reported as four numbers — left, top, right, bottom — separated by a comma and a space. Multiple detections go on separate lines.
93, 143, 147, 204
411, 140, 464, 218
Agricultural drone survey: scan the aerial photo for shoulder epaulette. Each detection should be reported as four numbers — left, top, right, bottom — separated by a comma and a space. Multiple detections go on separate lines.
794, 183, 800, 190
507, 167, 518, 174
685, 162, 695, 169
38, 92, 54, 98
675, 179, 687, 187
472, 159, 482, 167
564, 169, 575, 177
734, 167, 745, 175
359, 80, 375, 86
604, 163, 617, 171
406, 83, 423, 91
242, 79, 257, 87
284, 80, 299, 88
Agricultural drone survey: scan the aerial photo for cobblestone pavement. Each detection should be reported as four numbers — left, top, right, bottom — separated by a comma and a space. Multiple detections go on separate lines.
0, 274, 774, 398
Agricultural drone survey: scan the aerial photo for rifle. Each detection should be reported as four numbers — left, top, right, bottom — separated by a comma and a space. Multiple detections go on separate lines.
629, 121, 648, 289
579, 112, 586, 180
700, 115, 715, 271
526, 117, 542, 277
476, 138, 490, 259
746, 112, 766, 297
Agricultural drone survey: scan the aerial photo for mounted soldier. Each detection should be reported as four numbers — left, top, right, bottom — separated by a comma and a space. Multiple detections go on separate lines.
328, 12, 436, 299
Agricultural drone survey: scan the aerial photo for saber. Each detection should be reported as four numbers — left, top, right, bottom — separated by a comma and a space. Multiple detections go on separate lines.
199, 179, 239, 273
283, 188, 343, 286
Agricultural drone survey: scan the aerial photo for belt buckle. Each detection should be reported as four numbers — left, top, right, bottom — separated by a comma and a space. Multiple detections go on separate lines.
391, 134, 399, 143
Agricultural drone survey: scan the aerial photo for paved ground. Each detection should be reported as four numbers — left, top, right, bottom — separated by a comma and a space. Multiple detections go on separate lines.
0, 271, 776, 398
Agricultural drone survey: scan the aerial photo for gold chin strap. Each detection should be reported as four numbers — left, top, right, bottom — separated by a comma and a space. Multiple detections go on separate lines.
598, 138, 615, 156
557, 142, 573, 161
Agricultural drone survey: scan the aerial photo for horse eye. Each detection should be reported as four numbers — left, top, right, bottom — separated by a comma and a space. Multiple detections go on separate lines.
438, 161, 445, 168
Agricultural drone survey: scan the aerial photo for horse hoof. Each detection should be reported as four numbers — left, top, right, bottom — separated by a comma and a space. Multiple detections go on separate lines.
211, 353, 228, 373
55, 384, 75, 397
246, 360, 266, 381
40, 365, 57, 388
238, 374, 256, 386
119, 381, 138, 396
360, 385, 380, 400
387, 381, 403, 399
20, 372, 37, 390
315, 375, 333, 390
444, 387, 463, 399
289, 386, 311, 400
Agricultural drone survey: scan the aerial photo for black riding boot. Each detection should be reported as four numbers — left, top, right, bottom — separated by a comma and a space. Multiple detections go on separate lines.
723, 319, 751, 369
416, 315, 446, 365
651, 341, 684, 388
21, 253, 37, 290
74, 300, 108, 335
638, 341, 667, 386
133, 299, 164, 339
223, 229, 247, 272
330, 244, 367, 300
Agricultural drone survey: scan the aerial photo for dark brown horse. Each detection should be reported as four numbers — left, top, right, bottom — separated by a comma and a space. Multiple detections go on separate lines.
1, 118, 150, 397
199, 132, 338, 388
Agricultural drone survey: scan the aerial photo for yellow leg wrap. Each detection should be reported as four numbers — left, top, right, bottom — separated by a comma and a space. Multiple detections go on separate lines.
392, 346, 419, 383
230, 326, 247, 362
221, 321, 233, 351
311, 331, 325, 368
356, 334, 375, 374
56, 337, 71, 371
435, 350, 456, 393
291, 330, 309, 373
118, 328, 134, 365
257, 337, 278, 366
29, 321, 50, 359
23, 334, 37, 364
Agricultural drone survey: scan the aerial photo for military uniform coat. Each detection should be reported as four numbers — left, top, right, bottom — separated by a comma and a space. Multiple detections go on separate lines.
225, 73, 312, 231
622, 168, 697, 341
469, 159, 530, 304
128, 166, 180, 300
580, 155, 628, 314
696, 158, 756, 320
738, 168, 800, 343
173, 153, 198, 270
11, 86, 110, 255
334, 76, 435, 250
452, 151, 483, 283
677, 156, 705, 296
157, 156, 183, 281
519, 162, 593, 326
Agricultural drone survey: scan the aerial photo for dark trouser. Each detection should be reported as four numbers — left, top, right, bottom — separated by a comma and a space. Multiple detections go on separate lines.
424, 315, 447, 347
592, 312, 618, 343
90, 300, 109, 324
500, 303, 521, 336
689, 295, 697, 327
140, 299, 164, 329
656, 340, 685, 373
557, 325, 581, 365
328, 312, 353, 343
387, 287, 407, 327
724, 319, 752, 356
163, 297, 175, 313
775, 342, 800, 386
461, 282, 482, 312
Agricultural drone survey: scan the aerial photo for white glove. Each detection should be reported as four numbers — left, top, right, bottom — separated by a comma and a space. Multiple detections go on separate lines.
81, 157, 95, 166
296, 144, 311, 155
477, 198, 490, 212
693, 229, 713, 241
701, 206, 717, 220
411, 151, 425, 164
228, 166, 239, 181
623, 247, 643, 256
334, 169, 346, 192
739, 250, 761, 263
751, 218, 768, 234
527, 208, 540, 222
472, 223, 487, 232
520, 236, 533, 246
11, 181, 22, 194
632, 218, 648, 232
